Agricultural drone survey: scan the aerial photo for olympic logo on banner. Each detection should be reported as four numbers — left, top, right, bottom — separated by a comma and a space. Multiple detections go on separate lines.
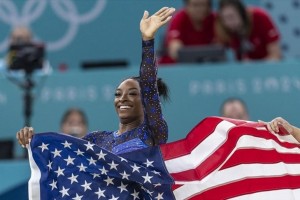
0, 0, 106, 53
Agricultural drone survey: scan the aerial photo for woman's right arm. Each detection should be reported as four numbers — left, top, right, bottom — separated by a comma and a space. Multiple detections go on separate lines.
16, 127, 34, 147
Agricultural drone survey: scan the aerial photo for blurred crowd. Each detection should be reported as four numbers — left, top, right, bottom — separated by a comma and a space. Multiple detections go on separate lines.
159, 0, 281, 64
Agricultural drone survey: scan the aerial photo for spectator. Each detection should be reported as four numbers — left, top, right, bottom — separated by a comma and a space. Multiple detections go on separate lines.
220, 97, 249, 120
216, 0, 281, 61
10, 26, 33, 45
159, 0, 215, 64
60, 108, 88, 138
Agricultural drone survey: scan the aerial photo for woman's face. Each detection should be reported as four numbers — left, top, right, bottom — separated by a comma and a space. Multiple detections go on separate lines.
220, 5, 243, 33
114, 79, 144, 124
186, 0, 211, 22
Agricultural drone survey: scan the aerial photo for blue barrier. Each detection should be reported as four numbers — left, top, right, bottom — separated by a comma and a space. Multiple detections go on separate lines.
0, 60, 300, 158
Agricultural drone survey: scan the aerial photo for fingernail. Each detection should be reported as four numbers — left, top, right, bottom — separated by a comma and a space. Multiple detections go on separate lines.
28, 139, 31, 143
22, 145, 25, 148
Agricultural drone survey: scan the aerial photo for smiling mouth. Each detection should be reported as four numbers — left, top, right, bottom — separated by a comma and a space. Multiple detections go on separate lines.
119, 105, 132, 110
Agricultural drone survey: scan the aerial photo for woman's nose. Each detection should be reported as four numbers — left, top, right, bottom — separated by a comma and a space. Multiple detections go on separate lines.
119, 93, 128, 101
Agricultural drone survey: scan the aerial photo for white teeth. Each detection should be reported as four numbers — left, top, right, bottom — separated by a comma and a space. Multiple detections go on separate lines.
120, 106, 131, 110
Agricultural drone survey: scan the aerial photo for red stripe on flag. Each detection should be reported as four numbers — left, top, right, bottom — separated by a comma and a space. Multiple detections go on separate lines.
221, 148, 300, 170
161, 117, 224, 160
168, 126, 299, 182
189, 175, 300, 200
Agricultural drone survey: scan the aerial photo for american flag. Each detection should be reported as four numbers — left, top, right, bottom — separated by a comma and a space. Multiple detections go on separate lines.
28, 117, 300, 200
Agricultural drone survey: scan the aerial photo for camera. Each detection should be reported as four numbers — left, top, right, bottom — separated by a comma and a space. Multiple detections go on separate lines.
7, 42, 45, 73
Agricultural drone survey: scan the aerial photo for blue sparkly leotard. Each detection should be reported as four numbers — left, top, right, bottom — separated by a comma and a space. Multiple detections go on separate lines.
82, 39, 168, 155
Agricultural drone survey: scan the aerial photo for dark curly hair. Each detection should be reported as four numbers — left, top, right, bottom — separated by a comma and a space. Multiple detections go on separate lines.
129, 76, 170, 102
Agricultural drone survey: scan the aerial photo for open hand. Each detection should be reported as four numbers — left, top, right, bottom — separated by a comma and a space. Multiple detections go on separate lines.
140, 7, 175, 41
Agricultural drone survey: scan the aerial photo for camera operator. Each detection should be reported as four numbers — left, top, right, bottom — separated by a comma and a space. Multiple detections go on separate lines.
10, 26, 33, 45
7, 26, 45, 74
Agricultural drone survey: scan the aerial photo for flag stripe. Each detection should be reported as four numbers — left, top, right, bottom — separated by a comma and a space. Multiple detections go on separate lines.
190, 175, 300, 200
167, 131, 300, 182
163, 120, 236, 174
27, 145, 41, 200
173, 164, 300, 199
161, 117, 224, 160
221, 148, 300, 170
229, 188, 300, 200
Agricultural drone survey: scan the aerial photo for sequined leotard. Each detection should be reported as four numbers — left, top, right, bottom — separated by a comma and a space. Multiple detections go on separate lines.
82, 39, 168, 155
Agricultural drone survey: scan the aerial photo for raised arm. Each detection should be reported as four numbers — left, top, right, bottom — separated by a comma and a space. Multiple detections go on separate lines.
139, 7, 175, 145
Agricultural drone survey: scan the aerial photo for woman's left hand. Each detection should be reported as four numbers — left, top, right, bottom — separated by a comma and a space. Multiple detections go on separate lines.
140, 7, 175, 41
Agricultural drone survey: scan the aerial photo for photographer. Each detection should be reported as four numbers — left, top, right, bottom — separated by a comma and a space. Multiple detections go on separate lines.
10, 26, 33, 45
7, 26, 45, 74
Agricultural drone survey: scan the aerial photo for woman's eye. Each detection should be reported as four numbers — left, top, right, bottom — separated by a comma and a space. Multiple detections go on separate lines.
114, 93, 121, 97
129, 93, 137, 96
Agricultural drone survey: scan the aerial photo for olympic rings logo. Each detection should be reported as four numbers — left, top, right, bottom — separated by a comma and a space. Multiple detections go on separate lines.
0, 0, 106, 52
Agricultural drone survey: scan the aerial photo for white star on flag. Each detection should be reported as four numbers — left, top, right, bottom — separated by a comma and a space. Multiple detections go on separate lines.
131, 189, 140, 200
54, 167, 65, 177
131, 163, 141, 173
67, 173, 78, 184
59, 186, 70, 197
117, 182, 128, 193
47, 161, 52, 170
120, 157, 128, 162
96, 150, 107, 160
87, 157, 97, 166
155, 192, 164, 200
84, 142, 94, 151
64, 155, 75, 165
77, 163, 87, 172
38, 143, 49, 152
144, 159, 154, 167
100, 166, 108, 175
95, 188, 106, 198
109, 195, 119, 200
120, 171, 130, 180
49, 180, 57, 190
91, 173, 100, 179
51, 148, 62, 158
74, 148, 84, 156
108, 160, 119, 170
81, 180, 92, 192
61, 140, 72, 148
72, 193, 83, 200
142, 173, 153, 184
104, 176, 114, 186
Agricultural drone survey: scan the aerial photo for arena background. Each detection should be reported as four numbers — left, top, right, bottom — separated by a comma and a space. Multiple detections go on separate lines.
0, 0, 299, 198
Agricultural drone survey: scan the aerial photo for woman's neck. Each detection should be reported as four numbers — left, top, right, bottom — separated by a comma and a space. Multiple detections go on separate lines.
118, 118, 143, 134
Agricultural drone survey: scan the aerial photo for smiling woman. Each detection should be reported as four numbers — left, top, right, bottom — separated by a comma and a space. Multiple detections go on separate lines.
16, 7, 175, 155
